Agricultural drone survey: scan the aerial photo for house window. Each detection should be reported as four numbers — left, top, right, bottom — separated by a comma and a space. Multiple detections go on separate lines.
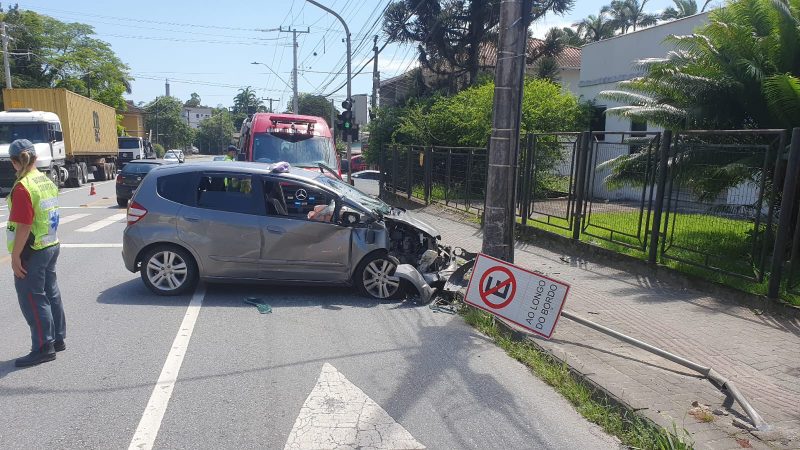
196, 113, 200, 118
630, 118, 647, 137
590, 106, 606, 141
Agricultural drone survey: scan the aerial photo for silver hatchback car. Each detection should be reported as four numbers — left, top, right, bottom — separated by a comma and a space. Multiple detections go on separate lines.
122, 162, 457, 299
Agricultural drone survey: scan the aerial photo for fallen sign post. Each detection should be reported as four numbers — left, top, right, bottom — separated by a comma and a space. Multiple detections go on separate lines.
455, 254, 769, 431
464, 253, 569, 339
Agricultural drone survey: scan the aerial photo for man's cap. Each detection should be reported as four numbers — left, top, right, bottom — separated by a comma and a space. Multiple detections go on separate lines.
9, 139, 35, 157
227, 145, 237, 152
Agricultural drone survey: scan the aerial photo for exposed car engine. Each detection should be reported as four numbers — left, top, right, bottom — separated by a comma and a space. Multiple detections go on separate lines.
386, 219, 454, 283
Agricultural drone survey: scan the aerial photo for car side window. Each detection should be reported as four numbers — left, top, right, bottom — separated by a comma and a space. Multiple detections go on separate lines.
197, 173, 261, 215
157, 172, 197, 206
263, 177, 335, 222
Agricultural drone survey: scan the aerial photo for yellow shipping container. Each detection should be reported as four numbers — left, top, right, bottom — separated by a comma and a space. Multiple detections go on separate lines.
3, 88, 119, 157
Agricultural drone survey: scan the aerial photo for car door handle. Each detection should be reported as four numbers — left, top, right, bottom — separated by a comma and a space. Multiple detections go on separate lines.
266, 226, 284, 234
183, 216, 200, 223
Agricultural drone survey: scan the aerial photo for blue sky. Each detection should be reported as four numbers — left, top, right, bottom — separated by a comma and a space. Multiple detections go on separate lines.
17, 0, 711, 109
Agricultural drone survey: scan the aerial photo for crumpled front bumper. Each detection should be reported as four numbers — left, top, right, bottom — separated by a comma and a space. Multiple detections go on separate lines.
393, 248, 476, 303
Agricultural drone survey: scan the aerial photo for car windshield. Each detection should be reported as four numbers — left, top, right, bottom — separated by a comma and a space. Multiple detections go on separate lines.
313, 174, 391, 216
0, 123, 48, 144
118, 139, 141, 149
122, 163, 159, 175
253, 133, 337, 168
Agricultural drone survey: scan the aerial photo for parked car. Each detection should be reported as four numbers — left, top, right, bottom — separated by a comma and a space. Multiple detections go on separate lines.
350, 155, 367, 172
122, 162, 457, 298
164, 149, 185, 162
115, 159, 176, 207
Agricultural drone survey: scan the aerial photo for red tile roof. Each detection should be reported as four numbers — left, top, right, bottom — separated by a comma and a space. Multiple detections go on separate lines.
479, 38, 581, 70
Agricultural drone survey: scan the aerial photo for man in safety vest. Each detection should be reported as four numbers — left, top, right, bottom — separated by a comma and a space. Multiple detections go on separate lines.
5, 139, 66, 367
224, 145, 238, 162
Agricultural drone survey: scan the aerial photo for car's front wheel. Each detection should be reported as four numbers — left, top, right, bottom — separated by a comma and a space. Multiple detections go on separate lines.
355, 252, 403, 300
140, 246, 198, 296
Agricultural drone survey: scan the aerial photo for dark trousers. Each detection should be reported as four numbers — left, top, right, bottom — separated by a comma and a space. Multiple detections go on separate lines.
14, 244, 65, 351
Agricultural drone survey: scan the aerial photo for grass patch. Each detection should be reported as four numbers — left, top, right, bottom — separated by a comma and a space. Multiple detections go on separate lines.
520, 209, 800, 306
462, 308, 694, 450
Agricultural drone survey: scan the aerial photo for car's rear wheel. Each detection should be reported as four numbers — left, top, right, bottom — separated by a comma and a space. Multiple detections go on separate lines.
140, 246, 198, 296
355, 253, 402, 300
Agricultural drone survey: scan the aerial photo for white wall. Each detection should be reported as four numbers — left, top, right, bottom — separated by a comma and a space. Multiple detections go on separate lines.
559, 68, 580, 96
183, 107, 213, 129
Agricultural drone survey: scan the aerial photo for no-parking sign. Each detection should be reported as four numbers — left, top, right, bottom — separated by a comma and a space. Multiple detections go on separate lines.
464, 253, 570, 339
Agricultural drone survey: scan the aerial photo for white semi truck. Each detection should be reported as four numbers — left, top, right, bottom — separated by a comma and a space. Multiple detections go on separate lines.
0, 88, 119, 193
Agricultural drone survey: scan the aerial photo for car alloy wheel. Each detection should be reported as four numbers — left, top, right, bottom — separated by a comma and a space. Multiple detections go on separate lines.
361, 258, 400, 299
140, 246, 197, 295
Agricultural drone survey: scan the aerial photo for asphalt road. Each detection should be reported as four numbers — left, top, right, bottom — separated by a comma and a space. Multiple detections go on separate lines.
0, 170, 618, 449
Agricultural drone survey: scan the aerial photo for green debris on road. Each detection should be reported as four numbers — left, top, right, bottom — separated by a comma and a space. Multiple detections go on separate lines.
244, 297, 272, 314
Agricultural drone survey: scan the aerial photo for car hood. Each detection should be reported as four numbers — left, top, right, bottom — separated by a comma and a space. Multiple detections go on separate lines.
384, 208, 441, 239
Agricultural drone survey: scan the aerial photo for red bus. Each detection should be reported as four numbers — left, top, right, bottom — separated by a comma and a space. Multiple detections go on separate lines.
238, 113, 339, 175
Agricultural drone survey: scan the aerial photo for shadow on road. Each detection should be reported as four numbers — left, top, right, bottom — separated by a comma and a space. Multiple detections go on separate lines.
0, 359, 18, 379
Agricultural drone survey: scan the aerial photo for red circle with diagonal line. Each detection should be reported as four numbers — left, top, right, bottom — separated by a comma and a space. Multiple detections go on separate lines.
479, 266, 516, 309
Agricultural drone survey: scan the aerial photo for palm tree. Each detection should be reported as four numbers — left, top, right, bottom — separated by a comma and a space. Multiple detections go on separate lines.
604, 0, 659, 33
574, 11, 616, 42
233, 87, 263, 115
662, 0, 698, 20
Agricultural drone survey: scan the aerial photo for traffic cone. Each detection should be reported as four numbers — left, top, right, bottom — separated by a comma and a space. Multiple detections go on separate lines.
89, 183, 96, 196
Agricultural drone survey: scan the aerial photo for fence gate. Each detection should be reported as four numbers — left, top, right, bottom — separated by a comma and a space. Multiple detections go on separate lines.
520, 133, 581, 233
580, 132, 661, 251
660, 130, 786, 281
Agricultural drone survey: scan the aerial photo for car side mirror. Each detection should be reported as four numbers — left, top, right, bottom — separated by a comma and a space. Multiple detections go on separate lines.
341, 211, 361, 226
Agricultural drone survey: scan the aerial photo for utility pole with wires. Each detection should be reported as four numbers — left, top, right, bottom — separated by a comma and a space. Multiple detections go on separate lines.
2, 22, 12, 89
483, 0, 531, 263
280, 26, 310, 113
371, 35, 379, 113
262, 97, 279, 113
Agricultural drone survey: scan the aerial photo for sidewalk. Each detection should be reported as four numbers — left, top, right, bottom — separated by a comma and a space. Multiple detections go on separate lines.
414, 204, 800, 450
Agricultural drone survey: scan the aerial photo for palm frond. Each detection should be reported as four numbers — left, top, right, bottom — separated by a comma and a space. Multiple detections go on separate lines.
763, 73, 800, 125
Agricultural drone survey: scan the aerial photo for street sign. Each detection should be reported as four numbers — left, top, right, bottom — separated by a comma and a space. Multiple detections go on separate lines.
464, 253, 570, 339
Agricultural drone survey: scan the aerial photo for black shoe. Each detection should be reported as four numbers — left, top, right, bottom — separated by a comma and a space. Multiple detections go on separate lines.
54, 340, 66, 352
15, 343, 56, 367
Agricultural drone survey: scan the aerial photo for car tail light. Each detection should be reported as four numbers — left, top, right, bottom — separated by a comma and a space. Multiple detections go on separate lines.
127, 201, 147, 225
116, 174, 123, 184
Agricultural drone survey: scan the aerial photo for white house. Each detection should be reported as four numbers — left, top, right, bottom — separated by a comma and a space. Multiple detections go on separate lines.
182, 106, 213, 129
578, 12, 712, 142
578, 13, 712, 202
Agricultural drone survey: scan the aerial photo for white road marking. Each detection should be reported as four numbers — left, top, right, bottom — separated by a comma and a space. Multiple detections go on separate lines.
284, 363, 426, 450
129, 286, 206, 450
58, 213, 91, 225
0, 221, 5, 228
58, 179, 115, 195
60, 243, 122, 248
76, 213, 126, 232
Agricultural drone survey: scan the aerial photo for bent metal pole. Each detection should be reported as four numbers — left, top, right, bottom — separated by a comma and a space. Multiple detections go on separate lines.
559, 310, 770, 431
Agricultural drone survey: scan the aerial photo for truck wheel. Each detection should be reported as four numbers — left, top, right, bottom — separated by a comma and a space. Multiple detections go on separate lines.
140, 245, 198, 296
94, 164, 107, 181
80, 163, 89, 184
49, 167, 60, 188
76, 165, 84, 187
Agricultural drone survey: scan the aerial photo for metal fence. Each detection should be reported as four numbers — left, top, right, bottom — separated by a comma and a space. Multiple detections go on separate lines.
380, 127, 800, 300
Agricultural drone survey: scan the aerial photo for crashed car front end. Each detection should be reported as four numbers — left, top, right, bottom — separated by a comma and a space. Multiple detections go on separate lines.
380, 208, 475, 303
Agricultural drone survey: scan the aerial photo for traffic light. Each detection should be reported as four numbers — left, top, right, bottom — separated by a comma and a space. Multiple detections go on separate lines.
340, 98, 354, 138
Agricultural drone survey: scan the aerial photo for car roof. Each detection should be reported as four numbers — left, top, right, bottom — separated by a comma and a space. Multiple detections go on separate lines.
125, 159, 173, 165
150, 161, 331, 185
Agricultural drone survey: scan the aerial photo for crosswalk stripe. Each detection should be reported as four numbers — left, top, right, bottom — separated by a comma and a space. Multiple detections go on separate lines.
76, 213, 127, 232
0, 221, 5, 228
59, 213, 91, 225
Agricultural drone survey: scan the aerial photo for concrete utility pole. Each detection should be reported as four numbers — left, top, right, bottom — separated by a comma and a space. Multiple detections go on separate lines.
330, 98, 335, 128
306, 0, 352, 183
482, 0, 530, 263
2, 22, 12, 89
165, 78, 170, 97
262, 97, 279, 113
371, 35, 379, 112
280, 26, 310, 113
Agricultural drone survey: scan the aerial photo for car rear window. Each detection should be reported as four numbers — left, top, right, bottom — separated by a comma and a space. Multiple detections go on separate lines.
123, 163, 159, 175
156, 172, 196, 205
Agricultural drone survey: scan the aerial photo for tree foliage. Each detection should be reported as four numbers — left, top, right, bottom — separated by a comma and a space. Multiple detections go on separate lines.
603, 0, 659, 33
367, 78, 583, 160
573, 10, 617, 42
383, 0, 573, 91
185, 93, 202, 107
232, 86, 265, 129
0, 6, 132, 110
195, 108, 235, 154
291, 93, 338, 127
144, 96, 195, 150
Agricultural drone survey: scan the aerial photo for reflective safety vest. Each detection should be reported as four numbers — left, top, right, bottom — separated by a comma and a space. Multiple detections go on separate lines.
224, 155, 235, 162
6, 170, 60, 254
